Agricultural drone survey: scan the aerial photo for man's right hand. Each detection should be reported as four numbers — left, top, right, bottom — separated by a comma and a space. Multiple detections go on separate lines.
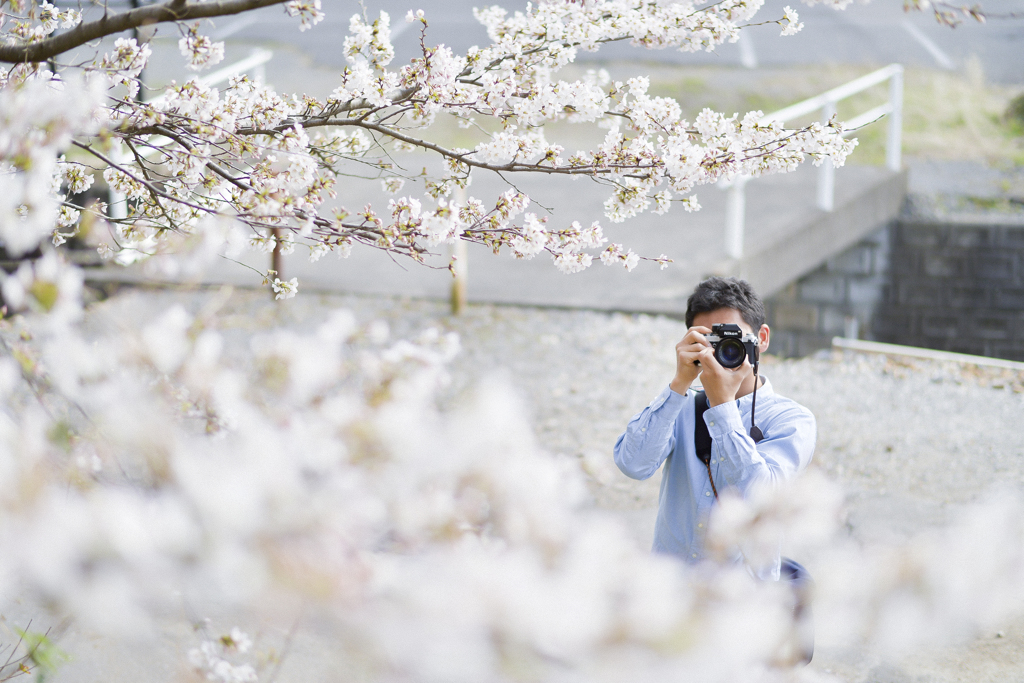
669, 326, 711, 394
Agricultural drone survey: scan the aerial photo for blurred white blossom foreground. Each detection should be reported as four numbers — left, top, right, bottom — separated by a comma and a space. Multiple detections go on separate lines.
2, 285, 1024, 683
1, 0, 1022, 679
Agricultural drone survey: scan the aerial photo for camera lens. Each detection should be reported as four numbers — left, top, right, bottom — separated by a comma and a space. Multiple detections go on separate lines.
715, 338, 746, 369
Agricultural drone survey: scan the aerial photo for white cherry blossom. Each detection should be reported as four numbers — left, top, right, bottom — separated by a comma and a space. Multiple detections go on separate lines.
0, 4, 1003, 681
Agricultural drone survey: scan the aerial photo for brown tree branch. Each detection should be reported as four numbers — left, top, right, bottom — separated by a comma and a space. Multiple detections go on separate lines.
151, 124, 256, 194
72, 140, 216, 216
0, 0, 290, 64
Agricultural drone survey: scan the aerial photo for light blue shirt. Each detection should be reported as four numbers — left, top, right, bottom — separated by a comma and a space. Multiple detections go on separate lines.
613, 377, 816, 573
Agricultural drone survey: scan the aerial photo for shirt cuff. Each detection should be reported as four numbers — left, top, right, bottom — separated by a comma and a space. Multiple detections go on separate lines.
649, 385, 688, 414
703, 400, 745, 438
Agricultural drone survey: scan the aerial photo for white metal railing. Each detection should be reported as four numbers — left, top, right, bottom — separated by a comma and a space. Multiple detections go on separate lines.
832, 336, 1024, 371
720, 63, 904, 260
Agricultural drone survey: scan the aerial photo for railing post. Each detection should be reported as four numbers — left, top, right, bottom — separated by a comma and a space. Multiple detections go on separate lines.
109, 144, 128, 221
886, 66, 904, 172
724, 176, 747, 260
817, 101, 837, 212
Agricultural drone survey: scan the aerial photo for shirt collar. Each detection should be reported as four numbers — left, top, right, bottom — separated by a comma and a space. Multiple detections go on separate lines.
691, 375, 775, 404
735, 375, 774, 405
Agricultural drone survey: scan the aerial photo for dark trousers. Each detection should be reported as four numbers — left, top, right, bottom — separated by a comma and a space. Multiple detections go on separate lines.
781, 558, 814, 665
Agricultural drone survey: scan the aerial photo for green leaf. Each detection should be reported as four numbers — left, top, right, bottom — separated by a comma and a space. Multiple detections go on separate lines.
13, 629, 70, 682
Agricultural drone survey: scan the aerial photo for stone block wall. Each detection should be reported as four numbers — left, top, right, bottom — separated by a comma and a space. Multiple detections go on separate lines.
765, 217, 1024, 361
765, 226, 890, 358
873, 219, 1024, 361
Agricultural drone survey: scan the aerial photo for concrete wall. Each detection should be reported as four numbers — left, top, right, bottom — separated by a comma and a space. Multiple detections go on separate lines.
765, 225, 890, 358
766, 217, 1024, 362
874, 219, 1024, 361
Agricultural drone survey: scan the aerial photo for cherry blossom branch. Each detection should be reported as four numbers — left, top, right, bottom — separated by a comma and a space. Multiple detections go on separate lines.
903, 0, 1024, 25
151, 125, 256, 194
72, 140, 217, 217
0, 0, 290, 63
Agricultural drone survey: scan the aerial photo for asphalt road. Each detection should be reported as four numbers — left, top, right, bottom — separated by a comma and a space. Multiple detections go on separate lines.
190, 0, 1024, 83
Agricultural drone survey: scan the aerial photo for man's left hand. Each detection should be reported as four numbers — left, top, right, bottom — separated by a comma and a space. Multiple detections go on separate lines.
697, 347, 749, 407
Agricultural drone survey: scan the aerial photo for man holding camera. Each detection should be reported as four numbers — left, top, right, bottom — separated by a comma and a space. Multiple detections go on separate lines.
613, 276, 816, 574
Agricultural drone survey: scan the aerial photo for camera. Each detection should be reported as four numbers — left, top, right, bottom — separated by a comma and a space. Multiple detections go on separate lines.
706, 323, 759, 369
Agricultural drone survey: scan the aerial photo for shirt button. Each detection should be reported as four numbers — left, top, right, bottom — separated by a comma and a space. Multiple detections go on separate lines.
692, 553, 697, 558
709, 421, 715, 426
641, 427, 646, 432
705, 491, 711, 496
698, 523, 703, 528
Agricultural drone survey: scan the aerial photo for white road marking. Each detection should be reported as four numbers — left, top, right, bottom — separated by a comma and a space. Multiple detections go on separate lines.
738, 31, 757, 69
390, 21, 412, 43
901, 19, 955, 70
210, 14, 262, 40
209, 14, 413, 41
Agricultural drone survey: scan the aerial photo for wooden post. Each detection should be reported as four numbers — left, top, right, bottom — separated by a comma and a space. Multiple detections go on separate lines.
451, 240, 467, 315
450, 188, 468, 315
271, 227, 283, 299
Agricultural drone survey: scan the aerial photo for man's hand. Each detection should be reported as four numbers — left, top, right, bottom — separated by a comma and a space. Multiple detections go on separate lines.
697, 347, 749, 407
669, 326, 711, 394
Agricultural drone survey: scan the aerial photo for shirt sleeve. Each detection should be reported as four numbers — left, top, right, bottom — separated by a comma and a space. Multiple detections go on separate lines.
613, 386, 688, 480
702, 399, 816, 496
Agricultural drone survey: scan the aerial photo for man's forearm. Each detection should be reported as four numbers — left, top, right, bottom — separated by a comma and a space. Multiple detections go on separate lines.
613, 387, 686, 480
704, 386, 734, 407
669, 376, 693, 395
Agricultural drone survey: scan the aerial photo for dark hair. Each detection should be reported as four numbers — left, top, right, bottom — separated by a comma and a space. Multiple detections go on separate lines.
684, 277, 766, 329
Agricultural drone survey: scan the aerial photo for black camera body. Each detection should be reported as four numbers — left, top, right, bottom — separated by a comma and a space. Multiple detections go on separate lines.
707, 323, 759, 369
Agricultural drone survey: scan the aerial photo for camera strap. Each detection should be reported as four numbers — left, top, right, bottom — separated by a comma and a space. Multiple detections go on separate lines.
694, 377, 764, 500
750, 361, 764, 443
693, 390, 718, 499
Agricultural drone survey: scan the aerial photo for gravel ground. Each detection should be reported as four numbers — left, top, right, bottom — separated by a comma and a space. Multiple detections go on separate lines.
72, 286, 1024, 681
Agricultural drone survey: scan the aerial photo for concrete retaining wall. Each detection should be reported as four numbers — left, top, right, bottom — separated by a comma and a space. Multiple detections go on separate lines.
874, 219, 1024, 361
766, 217, 1024, 362
766, 225, 890, 358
